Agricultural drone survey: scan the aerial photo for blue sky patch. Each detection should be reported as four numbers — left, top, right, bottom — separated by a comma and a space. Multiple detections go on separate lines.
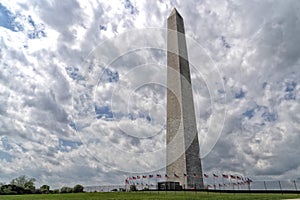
0, 4, 45, 38
285, 81, 296, 92
124, 0, 138, 14
0, 3, 19, 31
95, 105, 113, 119
218, 89, 226, 94
0, 150, 13, 162
27, 26, 46, 39
284, 81, 297, 100
127, 112, 151, 122
284, 93, 296, 100
0, 136, 13, 151
27, 15, 35, 27
58, 138, 82, 152
69, 122, 77, 131
146, 115, 151, 122
235, 89, 245, 99
101, 68, 119, 83
26, 15, 46, 39
128, 113, 136, 120
243, 105, 278, 122
243, 108, 255, 119
262, 111, 278, 122
221, 36, 231, 49
138, 112, 151, 122
99, 24, 107, 31
65, 66, 84, 81
262, 82, 268, 89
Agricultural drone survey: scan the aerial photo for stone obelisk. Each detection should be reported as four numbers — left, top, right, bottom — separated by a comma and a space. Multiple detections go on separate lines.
166, 8, 204, 189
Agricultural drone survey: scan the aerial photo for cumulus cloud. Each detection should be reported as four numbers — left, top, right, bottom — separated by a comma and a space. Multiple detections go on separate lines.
0, 0, 299, 188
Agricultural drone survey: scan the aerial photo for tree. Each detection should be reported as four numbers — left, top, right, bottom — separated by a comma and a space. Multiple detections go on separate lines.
0, 184, 25, 194
40, 185, 50, 194
53, 189, 59, 194
60, 186, 73, 193
73, 184, 84, 193
10, 175, 36, 191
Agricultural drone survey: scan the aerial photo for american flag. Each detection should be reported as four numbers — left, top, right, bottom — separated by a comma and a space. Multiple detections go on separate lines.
222, 174, 229, 178
213, 174, 219, 178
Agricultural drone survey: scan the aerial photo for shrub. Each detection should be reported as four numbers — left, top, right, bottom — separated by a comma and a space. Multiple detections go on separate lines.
130, 185, 137, 191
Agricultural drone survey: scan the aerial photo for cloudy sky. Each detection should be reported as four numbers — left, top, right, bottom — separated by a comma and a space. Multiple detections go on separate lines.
0, 0, 299, 189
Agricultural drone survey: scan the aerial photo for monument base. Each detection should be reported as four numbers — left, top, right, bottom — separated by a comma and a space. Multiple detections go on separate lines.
158, 181, 182, 191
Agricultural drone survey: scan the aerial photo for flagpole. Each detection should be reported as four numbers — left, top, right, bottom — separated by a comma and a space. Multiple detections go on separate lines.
263, 181, 267, 191
293, 180, 298, 192
156, 175, 158, 190
213, 176, 216, 190
173, 171, 175, 183
156, 175, 158, 192
278, 181, 282, 193
193, 174, 197, 190
192, 175, 194, 190
222, 176, 224, 190
247, 178, 250, 191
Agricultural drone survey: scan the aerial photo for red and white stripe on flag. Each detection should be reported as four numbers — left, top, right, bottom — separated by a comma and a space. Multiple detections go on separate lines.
222, 174, 229, 178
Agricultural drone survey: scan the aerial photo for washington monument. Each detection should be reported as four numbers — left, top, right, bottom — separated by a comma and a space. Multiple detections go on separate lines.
166, 8, 204, 189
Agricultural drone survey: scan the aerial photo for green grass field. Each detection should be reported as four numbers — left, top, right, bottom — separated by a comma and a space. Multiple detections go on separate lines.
0, 192, 299, 200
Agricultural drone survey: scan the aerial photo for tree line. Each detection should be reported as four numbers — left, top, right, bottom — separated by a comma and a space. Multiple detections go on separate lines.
0, 175, 84, 195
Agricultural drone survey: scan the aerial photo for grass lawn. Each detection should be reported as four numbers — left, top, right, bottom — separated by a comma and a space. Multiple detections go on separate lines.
0, 192, 299, 200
